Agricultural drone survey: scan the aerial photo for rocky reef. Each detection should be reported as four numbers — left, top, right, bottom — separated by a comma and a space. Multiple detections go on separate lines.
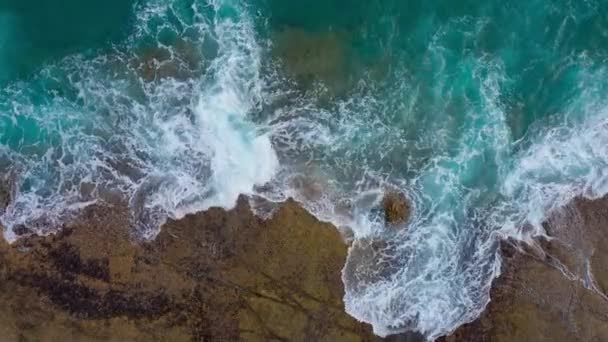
2, 187, 608, 341
0, 197, 377, 341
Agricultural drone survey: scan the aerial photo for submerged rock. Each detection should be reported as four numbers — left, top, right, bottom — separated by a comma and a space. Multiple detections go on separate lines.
132, 38, 203, 82
273, 27, 351, 97
0, 197, 377, 341
0, 176, 10, 212
381, 191, 410, 226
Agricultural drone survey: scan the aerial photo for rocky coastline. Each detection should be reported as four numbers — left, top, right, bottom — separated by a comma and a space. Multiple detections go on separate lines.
0, 197, 377, 341
443, 197, 608, 341
1, 194, 607, 341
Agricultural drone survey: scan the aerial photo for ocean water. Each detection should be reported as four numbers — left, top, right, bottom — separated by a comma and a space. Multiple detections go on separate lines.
1, 0, 608, 339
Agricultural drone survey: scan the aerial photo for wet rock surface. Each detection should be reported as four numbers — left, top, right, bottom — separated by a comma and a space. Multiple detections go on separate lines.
3, 192, 608, 341
381, 192, 410, 226
0, 197, 377, 341
0, 175, 11, 212
443, 196, 608, 342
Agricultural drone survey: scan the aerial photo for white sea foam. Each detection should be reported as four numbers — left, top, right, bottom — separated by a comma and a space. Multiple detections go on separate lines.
498, 69, 608, 236
1, 0, 277, 240
261, 52, 608, 340
341, 66, 608, 339
336, 59, 510, 339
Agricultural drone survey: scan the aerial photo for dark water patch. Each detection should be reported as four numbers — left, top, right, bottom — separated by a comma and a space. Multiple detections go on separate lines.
0, 0, 136, 83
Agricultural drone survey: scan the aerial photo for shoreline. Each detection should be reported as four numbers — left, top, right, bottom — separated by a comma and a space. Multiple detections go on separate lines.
0, 196, 377, 341
1, 194, 607, 341
443, 196, 608, 341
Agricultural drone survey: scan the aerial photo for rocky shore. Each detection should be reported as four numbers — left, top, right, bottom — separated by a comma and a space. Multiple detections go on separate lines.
1, 192, 607, 341
444, 197, 608, 341
0, 197, 377, 341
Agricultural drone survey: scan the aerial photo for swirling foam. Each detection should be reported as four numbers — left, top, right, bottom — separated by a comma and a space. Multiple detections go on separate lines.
2, 1, 608, 341
1, 0, 276, 240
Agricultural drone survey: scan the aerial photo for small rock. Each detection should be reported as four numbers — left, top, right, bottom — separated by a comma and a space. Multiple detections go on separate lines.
382, 191, 411, 225
0, 179, 10, 212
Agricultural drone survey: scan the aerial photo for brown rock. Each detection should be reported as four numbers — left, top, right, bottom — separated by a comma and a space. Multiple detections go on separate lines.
0, 175, 11, 212
382, 192, 411, 225
0, 197, 378, 341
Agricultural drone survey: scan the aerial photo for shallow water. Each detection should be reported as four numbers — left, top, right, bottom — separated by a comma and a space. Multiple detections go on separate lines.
2, 0, 608, 339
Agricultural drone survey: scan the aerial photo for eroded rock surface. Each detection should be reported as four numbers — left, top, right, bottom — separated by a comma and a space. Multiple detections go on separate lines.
0, 197, 377, 341
4, 190, 608, 342
381, 191, 410, 226
0, 175, 11, 212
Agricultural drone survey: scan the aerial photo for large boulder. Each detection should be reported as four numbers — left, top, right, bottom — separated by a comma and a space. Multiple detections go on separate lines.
381, 191, 410, 226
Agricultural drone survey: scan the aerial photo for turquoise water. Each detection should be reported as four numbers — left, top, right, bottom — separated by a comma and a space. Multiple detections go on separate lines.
2, 0, 608, 339
0, 0, 135, 82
